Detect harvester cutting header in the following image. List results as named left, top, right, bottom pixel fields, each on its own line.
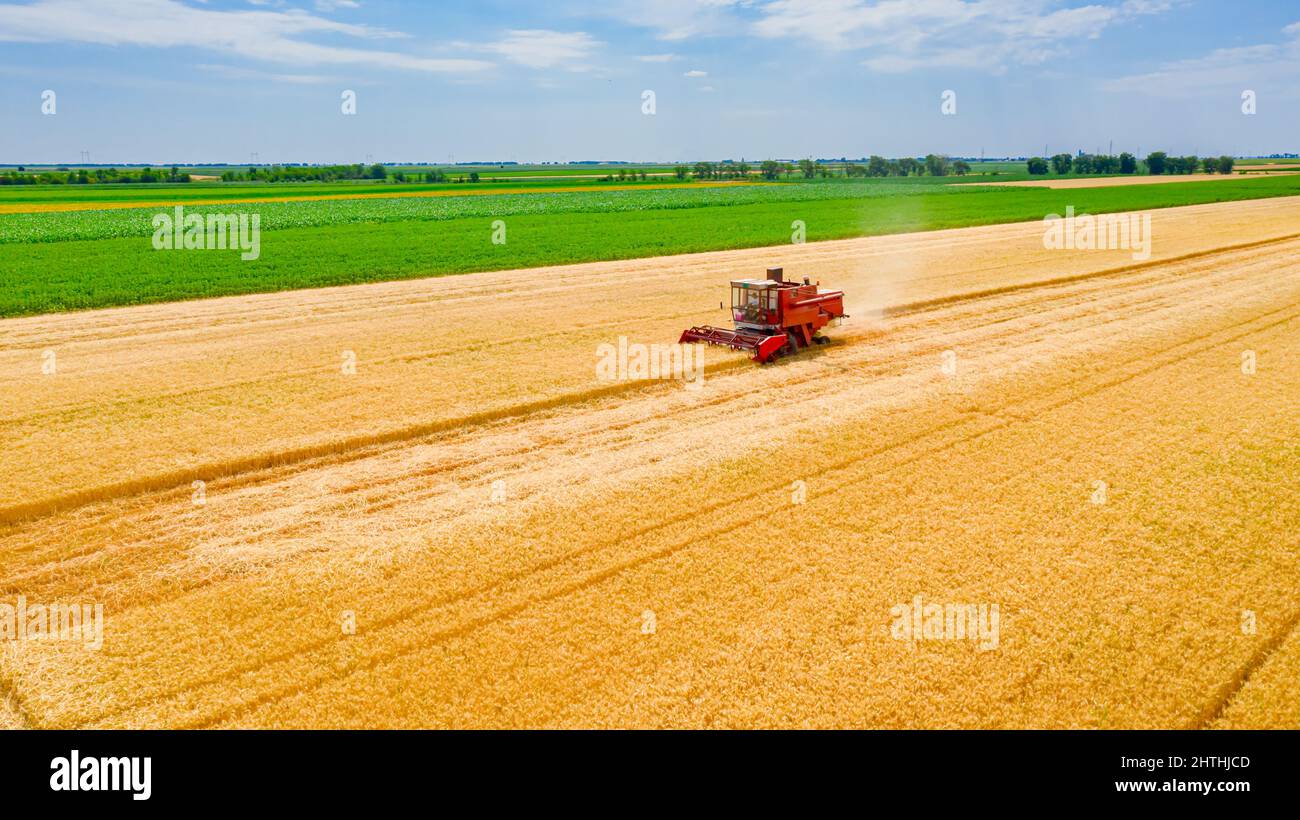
left=679, top=267, right=847, bottom=363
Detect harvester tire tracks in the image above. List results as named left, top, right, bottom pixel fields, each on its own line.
left=109, top=300, right=1300, bottom=729
left=6, top=231, right=1297, bottom=529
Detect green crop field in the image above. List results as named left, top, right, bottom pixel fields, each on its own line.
left=3, top=173, right=1299, bottom=317
left=0, top=175, right=694, bottom=206
left=384, top=164, right=680, bottom=178
left=0, top=177, right=1028, bottom=243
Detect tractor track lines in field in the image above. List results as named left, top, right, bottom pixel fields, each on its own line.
left=0, top=306, right=715, bottom=427
left=5, top=198, right=1300, bottom=728
left=5, top=229, right=1291, bottom=529
left=63, top=403, right=1002, bottom=724
left=85, top=292, right=1299, bottom=729
left=0, top=364, right=760, bottom=527
left=0, top=239, right=1261, bottom=598
left=0, top=240, right=790, bottom=349
left=0, top=669, right=35, bottom=730
left=0, top=235, right=1287, bottom=630
left=1197, top=603, right=1300, bottom=729
left=190, top=305, right=1299, bottom=729
left=878, top=229, right=1300, bottom=319
left=5, top=212, right=1290, bottom=372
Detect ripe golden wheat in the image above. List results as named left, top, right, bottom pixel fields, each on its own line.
left=0, top=197, right=1297, bottom=728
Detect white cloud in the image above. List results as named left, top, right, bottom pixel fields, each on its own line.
left=750, top=0, right=1175, bottom=73
left=635, top=53, right=682, bottom=62
left=595, top=0, right=751, bottom=41
left=0, top=0, right=492, bottom=73
left=1104, top=22, right=1300, bottom=97
left=684, top=69, right=708, bottom=77
left=482, top=29, right=602, bottom=70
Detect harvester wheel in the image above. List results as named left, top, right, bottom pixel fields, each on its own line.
left=813, top=335, right=830, bottom=346
left=783, top=330, right=799, bottom=356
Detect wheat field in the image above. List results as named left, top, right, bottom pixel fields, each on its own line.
left=1, top=196, right=1297, bottom=728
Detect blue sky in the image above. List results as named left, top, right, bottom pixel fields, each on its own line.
left=1, top=0, right=1297, bottom=164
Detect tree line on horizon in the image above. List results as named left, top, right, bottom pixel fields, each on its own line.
left=0, top=166, right=193, bottom=185
left=666, top=155, right=974, bottom=182
left=0, top=152, right=1245, bottom=187
left=1026, top=152, right=1235, bottom=176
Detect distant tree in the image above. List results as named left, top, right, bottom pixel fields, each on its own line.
left=1145, top=151, right=1167, bottom=175
left=886, top=159, right=903, bottom=176
left=952, top=160, right=971, bottom=175
left=1118, top=153, right=1137, bottom=174
left=368, top=163, right=386, bottom=179
left=797, top=158, right=816, bottom=179
left=1093, top=154, right=1117, bottom=174
left=1051, top=153, right=1073, bottom=175
left=469, top=171, right=480, bottom=182
left=923, top=154, right=950, bottom=176
left=898, top=157, right=920, bottom=176
left=735, top=160, right=751, bottom=177
left=867, top=155, right=888, bottom=177
left=1217, top=155, right=1235, bottom=174
left=1201, top=157, right=1218, bottom=174
left=1073, top=154, right=1095, bottom=175
left=1182, top=156, right=1199, bottom=175
left=759, top=160, right=780, bottom=180
left=674, top=164, right=689, bottom=180
left=1027, top=157, right=1049, bottom=175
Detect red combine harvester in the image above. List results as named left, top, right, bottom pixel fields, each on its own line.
left=679, top=267, right=847, bottom=363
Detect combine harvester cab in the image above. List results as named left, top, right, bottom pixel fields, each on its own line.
left=679, top=267, right=847, bottom=363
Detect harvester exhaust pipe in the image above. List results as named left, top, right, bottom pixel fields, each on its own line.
left=767, top=267, right=783, bottom=283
